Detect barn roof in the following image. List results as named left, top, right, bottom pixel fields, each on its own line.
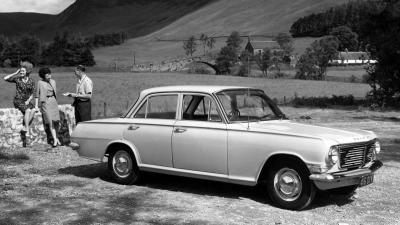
left=245, top=40, right=280, bottom=50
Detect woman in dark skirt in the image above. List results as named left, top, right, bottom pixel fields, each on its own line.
left=3, top=61, right=36, bottom=134
left=35, top=68, right=61, bottom=147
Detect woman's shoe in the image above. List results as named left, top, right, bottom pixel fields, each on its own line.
left=52, top=139, right=61, bottom=147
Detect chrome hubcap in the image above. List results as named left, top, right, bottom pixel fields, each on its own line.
left=274, top=168, right=302, bottom=201
left=112, top=150, right=132, bottom=178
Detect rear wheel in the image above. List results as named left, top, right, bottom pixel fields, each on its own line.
left=266, top=159, right=315, bottom=210
left=108, top=148, right=141, bottom=185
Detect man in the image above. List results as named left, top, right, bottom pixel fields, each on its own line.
left=65, top=65, right=93, bottom=124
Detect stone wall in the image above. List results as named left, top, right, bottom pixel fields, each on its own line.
left=0, top=105, right=75, bottom=148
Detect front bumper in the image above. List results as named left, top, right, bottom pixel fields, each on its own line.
left=309, top=160, right=383, bottom=190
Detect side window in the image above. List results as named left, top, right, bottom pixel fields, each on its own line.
left=134, top=101, right=147, bottom=118
left=209, top=99, right=221, bottom=122
left=182, top=95, right=221, bottom=122
left=134, top=95, right=177, bottom=119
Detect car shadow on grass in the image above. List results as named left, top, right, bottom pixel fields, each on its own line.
left=58, top=162, right=114, bottom=181
left=58, top=162, right=271, bottom=204
left=58, top=163, right=357, bottom=210
left=311, top=191, right=355, bottom=209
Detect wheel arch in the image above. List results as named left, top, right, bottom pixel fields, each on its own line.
left=256, top=153, right=310, bottom=185
left=105, top=140, right=141, bottom=166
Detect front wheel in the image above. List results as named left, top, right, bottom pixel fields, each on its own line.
left=108, top=149, right=141, bottom=185
left=266, top=160, right=315, bottom=210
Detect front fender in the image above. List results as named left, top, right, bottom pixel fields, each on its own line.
left=255, top=151, right=312, bottom=182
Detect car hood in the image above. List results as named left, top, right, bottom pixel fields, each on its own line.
left=247, top=120, right=376, bottom=144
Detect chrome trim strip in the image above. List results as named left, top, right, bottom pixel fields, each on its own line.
left=139, top=164, right=257, bottom=186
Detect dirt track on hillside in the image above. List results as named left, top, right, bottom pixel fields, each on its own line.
left=1, top=108, right=400, bottom=225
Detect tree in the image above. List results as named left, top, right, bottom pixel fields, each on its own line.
left=296, top=36, right=339, bottom=80
left=200, top=34, right=208, bottom=56
left=2, top=42, right=21, bottom=67
left=0, top=35, right=9, bottom=65
left=330, top=26, right=359, bottom=51
left=270, top=50, right=285, bottom=74
left=255, top=48, right=272, bottom=77
left=295, top=49, right=320, bottom=80
left=226, top=31, right=243, bottom=54
left=238, top=50, right=253, bottom=76
left=206, top=37, right=216, bottom=52
left=17, top=35, right=42, bottom=65
left=0, top=35, right=8, bottom=54
left=183, top=36, right=197, bottom=57
left=215, top=46, right=237, bottom=74
left=274, top=32, right=294, bottom=56
left=359, top=0, right=400, bottom=106
left=289, top=0, right=382, bottom=37
left=41, top=31, right=95, bottom=66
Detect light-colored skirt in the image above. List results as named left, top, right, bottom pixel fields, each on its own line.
left=41, top=96, right=60, bottom=125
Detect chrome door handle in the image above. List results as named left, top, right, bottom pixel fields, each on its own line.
left=174, top=127, right=187, bottom=133
left=128, top=125, right=140, bottom=130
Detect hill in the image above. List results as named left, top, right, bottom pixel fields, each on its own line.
left=93, top=0, right=350, bottom=66
left=149, top=0, right=350, bottom=39
left=0, top=0, right=351, bottom=66
left=0, top=0, right=215, bottom=39
left=0, top=13, right=54, bottom=37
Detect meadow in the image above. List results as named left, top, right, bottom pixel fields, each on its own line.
left=0, top=72, right=371, bottom=118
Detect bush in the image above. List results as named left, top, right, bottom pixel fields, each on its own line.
left=361, top=73, right=370, bottom=83
left=187, top=63, right=213, bottom=74
left=291, top=95, right=357, bottom=108
left=236, top=64, right=248, bottom=77
left=349, top=75, right=357, bottom=83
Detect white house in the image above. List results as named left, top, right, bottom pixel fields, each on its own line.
left=329, top=51, right=377, bottom=65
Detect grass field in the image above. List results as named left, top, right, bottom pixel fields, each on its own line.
left=0, top=72, right=371, bottom=118
left=93, top=35, right=317, bottom=67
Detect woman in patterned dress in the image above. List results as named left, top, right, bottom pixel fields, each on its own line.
left=35, top=67, right=61, bottom=147
left=3, top=62, right=36, bottom=134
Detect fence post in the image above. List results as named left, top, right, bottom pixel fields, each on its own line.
left=104, top=102, right=107, bottom=118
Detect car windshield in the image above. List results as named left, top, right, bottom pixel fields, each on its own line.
left=216, top=89, right=287, bottom=122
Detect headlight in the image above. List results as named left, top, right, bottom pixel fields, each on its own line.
left=374, top=141, right=381, bottom=154
left=327, top=146, right=339, bottom=166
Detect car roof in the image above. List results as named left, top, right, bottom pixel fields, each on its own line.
left=140, top=85, right=256, bottom=96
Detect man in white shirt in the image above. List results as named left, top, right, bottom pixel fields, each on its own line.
left=66, top=65, right=93, bottom=124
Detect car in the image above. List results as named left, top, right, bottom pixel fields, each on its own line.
left=71, top=85, right=382, bottom=210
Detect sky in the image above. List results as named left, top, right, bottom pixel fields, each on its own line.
left=0, top=0, right=75, bottom=14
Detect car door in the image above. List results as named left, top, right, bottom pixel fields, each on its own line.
left=172, top=94, right=228, bottom=175
left=123, top=94, right=178, bottom=167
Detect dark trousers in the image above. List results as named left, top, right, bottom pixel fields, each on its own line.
left=74, top=99, right=91, bottom=124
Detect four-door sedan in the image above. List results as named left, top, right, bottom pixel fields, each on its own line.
left=71, top=85, right=382, bottom=210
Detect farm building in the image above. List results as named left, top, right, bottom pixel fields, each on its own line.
left=329, top=51, right=377, bottom=65
left=244, top=38, right=280, bottom=55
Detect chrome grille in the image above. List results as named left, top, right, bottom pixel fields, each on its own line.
left=339, top=141, right=374, bottom=169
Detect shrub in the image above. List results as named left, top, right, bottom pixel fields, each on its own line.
left=291, top=94, right=357, bottom=108
left=187, top=63, right=212, bottom=74
left=236, top=64, right=248, bottom=77
left=361, top=73, right=370, bottom=83
left=349, top=75, right=357, bottom=83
